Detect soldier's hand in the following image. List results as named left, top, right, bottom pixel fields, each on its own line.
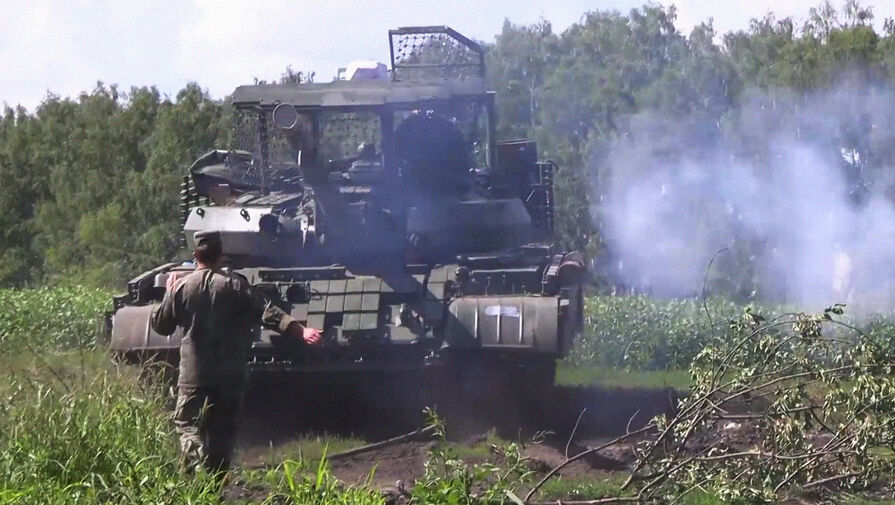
left=302, top=326, right=322, bottom=345
left=165, top=272, right=178, bottom=293
left=285, top=322, right=322, bottom=345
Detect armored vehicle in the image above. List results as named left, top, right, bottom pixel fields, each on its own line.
left=108, top=27, right=585, bottom=396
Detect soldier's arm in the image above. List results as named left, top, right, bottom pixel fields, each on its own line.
left=241, top=279, right=298, bottom=334
left=243, top=281, right=321, bottom=344
left=150, top=284, right=180, bottom=336
left=257, top=293, right=299, bottom=334
left=234, top=273, right=321, bottom=344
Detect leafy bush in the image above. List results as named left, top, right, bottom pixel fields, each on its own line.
left=0, top=286, right=111, bottom=352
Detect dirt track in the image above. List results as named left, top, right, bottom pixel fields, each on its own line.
left=233, top=374, right=680, bottom=490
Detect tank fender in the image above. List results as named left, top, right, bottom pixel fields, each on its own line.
left=109, top=304, right=182, bottom=353
left=444, top=296, right=560, bottom=353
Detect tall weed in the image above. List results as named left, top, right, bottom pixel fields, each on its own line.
left=571, top=296, right=763, bottom=370
left=0, top=352, right=221, bottom=504
left=573, top=294, right=895, bottom=370
left=263, top=455, right=385, bottom=505
left=0, top=287, right=111, bottom=352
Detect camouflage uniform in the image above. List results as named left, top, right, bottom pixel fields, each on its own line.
left=150, top=235, right=297, bottom=472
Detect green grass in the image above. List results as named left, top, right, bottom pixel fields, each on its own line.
left=572, top=295, right=784, bottom=370
left=262, top=457, right=385, bottom=505
left=447, top=429, right=512, bottom=461
left=556, top=362, right=692, bottom=390
left=0, top=350, right=224, bottom=504
left=239, top=434, right=366, bottom=469
left=680, top=491, right=729, bottom=505
left=537, top=474, right=627, bottom=500
left=534, top=475, right=730, bottom=504
left=0, top=287, right=388, bottom=504
left=534, top=475, right=727, bottom=504
left=0, top=286, right=112, bottom=352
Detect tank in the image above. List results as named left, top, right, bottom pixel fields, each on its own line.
left=106, top=26, right=586, bottom=397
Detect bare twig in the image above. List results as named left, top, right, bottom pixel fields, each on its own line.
left=525, top=426, right=652, bottom=502
left=565, top=408, right=587, bottom=459
left=625, top=409, right=642, bottom=435
left=803, top=472, right=861, bottom=489
left=701, top=247, right=729, bottom=343
left=526, top=498, right=642, bottom=505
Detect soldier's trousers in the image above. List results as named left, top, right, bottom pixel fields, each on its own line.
left=173, top=384, right=244, bottom=473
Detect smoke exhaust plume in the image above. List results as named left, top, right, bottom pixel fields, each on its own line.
left=598, top=80, right=895, bottom=311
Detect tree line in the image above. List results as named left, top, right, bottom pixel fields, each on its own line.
left=1, top=1, right=893, bottom=288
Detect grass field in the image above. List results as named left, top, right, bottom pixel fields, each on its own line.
left=556, top=362, right=691, bottom=389
left=4, top=287, right=895, bottom=503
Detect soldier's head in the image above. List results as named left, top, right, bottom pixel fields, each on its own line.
left=193, top=231, right=223, bottom=268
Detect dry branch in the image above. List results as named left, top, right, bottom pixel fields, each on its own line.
left=327, top=425, right=436, bottom=459
left=524, top=426, right=653, bottom=502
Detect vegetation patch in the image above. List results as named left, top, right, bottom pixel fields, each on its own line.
left=0, top=351, right=223, bottom=504
left=570, top=295, right=782, bottom=370
left=262, top=457, right=385, bottom=505
left=240, top=435, right=366, bottom=469
left=0, top=286, right=111, bottom=352
left=556, top=362, right=692, bottom=390
left=536, top=473, right=627, bottom=500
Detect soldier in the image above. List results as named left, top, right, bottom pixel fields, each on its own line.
left=150, top=231, right=321, bottom=474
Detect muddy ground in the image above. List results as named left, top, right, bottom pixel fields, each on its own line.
left=231, top=372, right=680, bottom=494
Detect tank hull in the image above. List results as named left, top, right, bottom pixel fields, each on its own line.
left=108, top=260, right=584, bottom=379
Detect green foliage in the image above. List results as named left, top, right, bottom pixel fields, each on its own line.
left=627, top=306, right=895, bottom=503
left=410, top=409, right=535, bottom=504
left=262, top=456, right=385, bottom=505
left=573, top=295, right=895, bottom=374
left=0, top=352, right=222, bottom=504
left=571, top=295, right=779, bottom=370
left=0, top=286, right=111, bottom=352
left=0, top=84, right=225, bottom=288
left=245, top=435, right=365, bottom=470
left=555, top=363, right=692, bottom=389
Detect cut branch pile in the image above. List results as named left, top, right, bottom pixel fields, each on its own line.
left=529, top=305, right=895, bottom=503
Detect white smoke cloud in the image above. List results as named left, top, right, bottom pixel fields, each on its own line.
left=598, top=82, right=895, bottom=311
